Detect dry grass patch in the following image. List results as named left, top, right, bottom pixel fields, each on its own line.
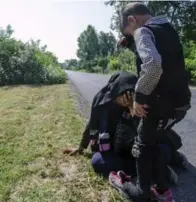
left=0, top=85, right=126, bottom=202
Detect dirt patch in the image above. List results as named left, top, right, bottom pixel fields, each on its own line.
left=59, top=162, right=78, bottom=181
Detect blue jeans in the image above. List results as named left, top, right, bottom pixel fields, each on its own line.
left=91, top=144, right=171, bottom=179
left=91, top=152, right=136, bottom=177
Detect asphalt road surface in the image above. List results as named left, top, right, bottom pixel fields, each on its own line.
left=66, top=70, right=196, bottom=201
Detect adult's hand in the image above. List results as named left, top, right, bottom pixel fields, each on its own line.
left=122, top=91, right=134, bottom=116
left=63, top=147, right=84, bottom=156
left=123, top=91, right=133, bottom=107
left=133, top=101, right=148, bottom=118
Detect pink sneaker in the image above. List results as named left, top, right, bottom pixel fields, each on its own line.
left=117, top=171, right=131, bottom=182
left=109, top=171, right=131, bottom=199
left=151, top=186, right=175, bottom=202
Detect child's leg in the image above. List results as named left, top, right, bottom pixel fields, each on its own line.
left=132, top=113, right=161, bottom=200
left=153, top=144, right=171, bottom=190
left=132, top=106, right=173, bottom=200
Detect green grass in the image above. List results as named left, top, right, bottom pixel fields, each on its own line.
left=0, top=84, right=127, bottom=202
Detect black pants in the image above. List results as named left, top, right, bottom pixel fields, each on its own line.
left=132, top=97, right=187, bottom=201
left=134, top=115, right=170, bottom=201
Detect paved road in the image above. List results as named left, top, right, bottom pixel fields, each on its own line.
left=66, top=70, right=196, bottom=201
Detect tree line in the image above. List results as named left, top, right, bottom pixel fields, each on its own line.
left=64, top=25, right=117, bottom=73
left=65, top=1, right=196, bottom=84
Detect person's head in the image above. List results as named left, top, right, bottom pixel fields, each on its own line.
left=120, top=2, right=152, bottom=36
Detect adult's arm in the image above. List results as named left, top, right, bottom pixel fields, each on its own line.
left=133, top=27, right=163, bottom=104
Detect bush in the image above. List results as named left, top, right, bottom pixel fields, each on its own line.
left=183, top=41, right=196, bottom=84
left=0, top=25, right=67, bottom=86
left=77, top=59, right=99, bottom=73
left=185, top=58, right=196, bottom=84
left=91, top=66, right=103, bottom=73
left=45, top=65, right=67, bottom=85
left=117, top=49, right=136, bottom=72
left=107, top=49, right=136, bottom=72
left=98, top=57, right=108, bottom=68
left=108, top=57, right=121, bottom=71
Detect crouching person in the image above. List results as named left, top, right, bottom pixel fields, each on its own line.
left=63, top=71, right=187, bottom=183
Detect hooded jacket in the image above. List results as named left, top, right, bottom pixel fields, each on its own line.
left=80, top=71, right=137, bottom=151
left=89, top=71, right=138, bottom=153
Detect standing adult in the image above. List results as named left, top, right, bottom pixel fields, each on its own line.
left=119, top=2, right=191, bottom=202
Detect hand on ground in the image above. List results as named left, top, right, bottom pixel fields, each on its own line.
left=63, top=147, right=84, bottom=156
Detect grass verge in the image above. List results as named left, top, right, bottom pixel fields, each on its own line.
left=0, top=84, right=126, bottom=202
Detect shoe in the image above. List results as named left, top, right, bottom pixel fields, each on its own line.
left=109, top=171, right=131, bottom=199
left=117, top=170, right=131, bottom=182
left=151, top=186, right=175, bottom=202
left=167, top=166, right=178, bottom=185
left=109, top=171, right=142, bottom=200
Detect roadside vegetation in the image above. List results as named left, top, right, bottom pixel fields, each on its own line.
left=63, top=1, right=196, bottom=85
left=0, top=25, right=67, bottom=86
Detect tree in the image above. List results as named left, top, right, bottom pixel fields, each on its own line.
left=77, top=25, right=99, bottom=61
left=105, top=1, right=196, bottom=41
left=98, top=31, right=116, bottom=57
left=64, top=59, right=78, bottom=69
left=76, top=25, right=118, bottom=72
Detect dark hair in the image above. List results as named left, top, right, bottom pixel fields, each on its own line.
left=120, top=2, right=151, bottom=31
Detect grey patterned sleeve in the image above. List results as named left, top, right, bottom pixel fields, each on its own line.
left=133, top=27, right=163, bottom=104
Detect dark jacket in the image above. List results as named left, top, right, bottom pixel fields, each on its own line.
left=80, top=71, right=138, bottom=153
left=79, top=71, right=182, bottom=156
left=135, top=23, right=191, bottom=109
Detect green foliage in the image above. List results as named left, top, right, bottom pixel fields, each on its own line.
left=98, top=31, right=116, bottom=57
left=109, top=41, right=196, bottom=84
left=104, top=1, right=196, bottom=84
left=117, top=49, right=136, bottom=72
left=77, top=25, right=100, bottom=62
left=45, top=65, right=67, bottom=85
left=183, top=41, right=196, bottom=59
left=183, top=41, right=196, bottom=84
left=0, top=25, right=67, bottom=86
left=63, top=59, right=78, bottom=70
left=185, top=59, right=196, bottom=84
left=98, top=57, right=108, bottom=68
left=76, top=25, right=116, bottom=72
left=105, top=1, right=196, bottom=41
left=91, top=66, right=103, bottom=73
left=108, top=57, right=121, bottom=71
left=108, top=49, right=136, bottom=72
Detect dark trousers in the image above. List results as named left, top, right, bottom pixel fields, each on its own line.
left=91, top=152, right=136, bottom=177
left=91, top=145, right=171, bottom=181
left=136, top=115, right=169, bottom=200
left=133, top=97, right=186, bottom=201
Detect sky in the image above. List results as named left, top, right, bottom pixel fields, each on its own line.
left=0, top=0, right=117, bottom=62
